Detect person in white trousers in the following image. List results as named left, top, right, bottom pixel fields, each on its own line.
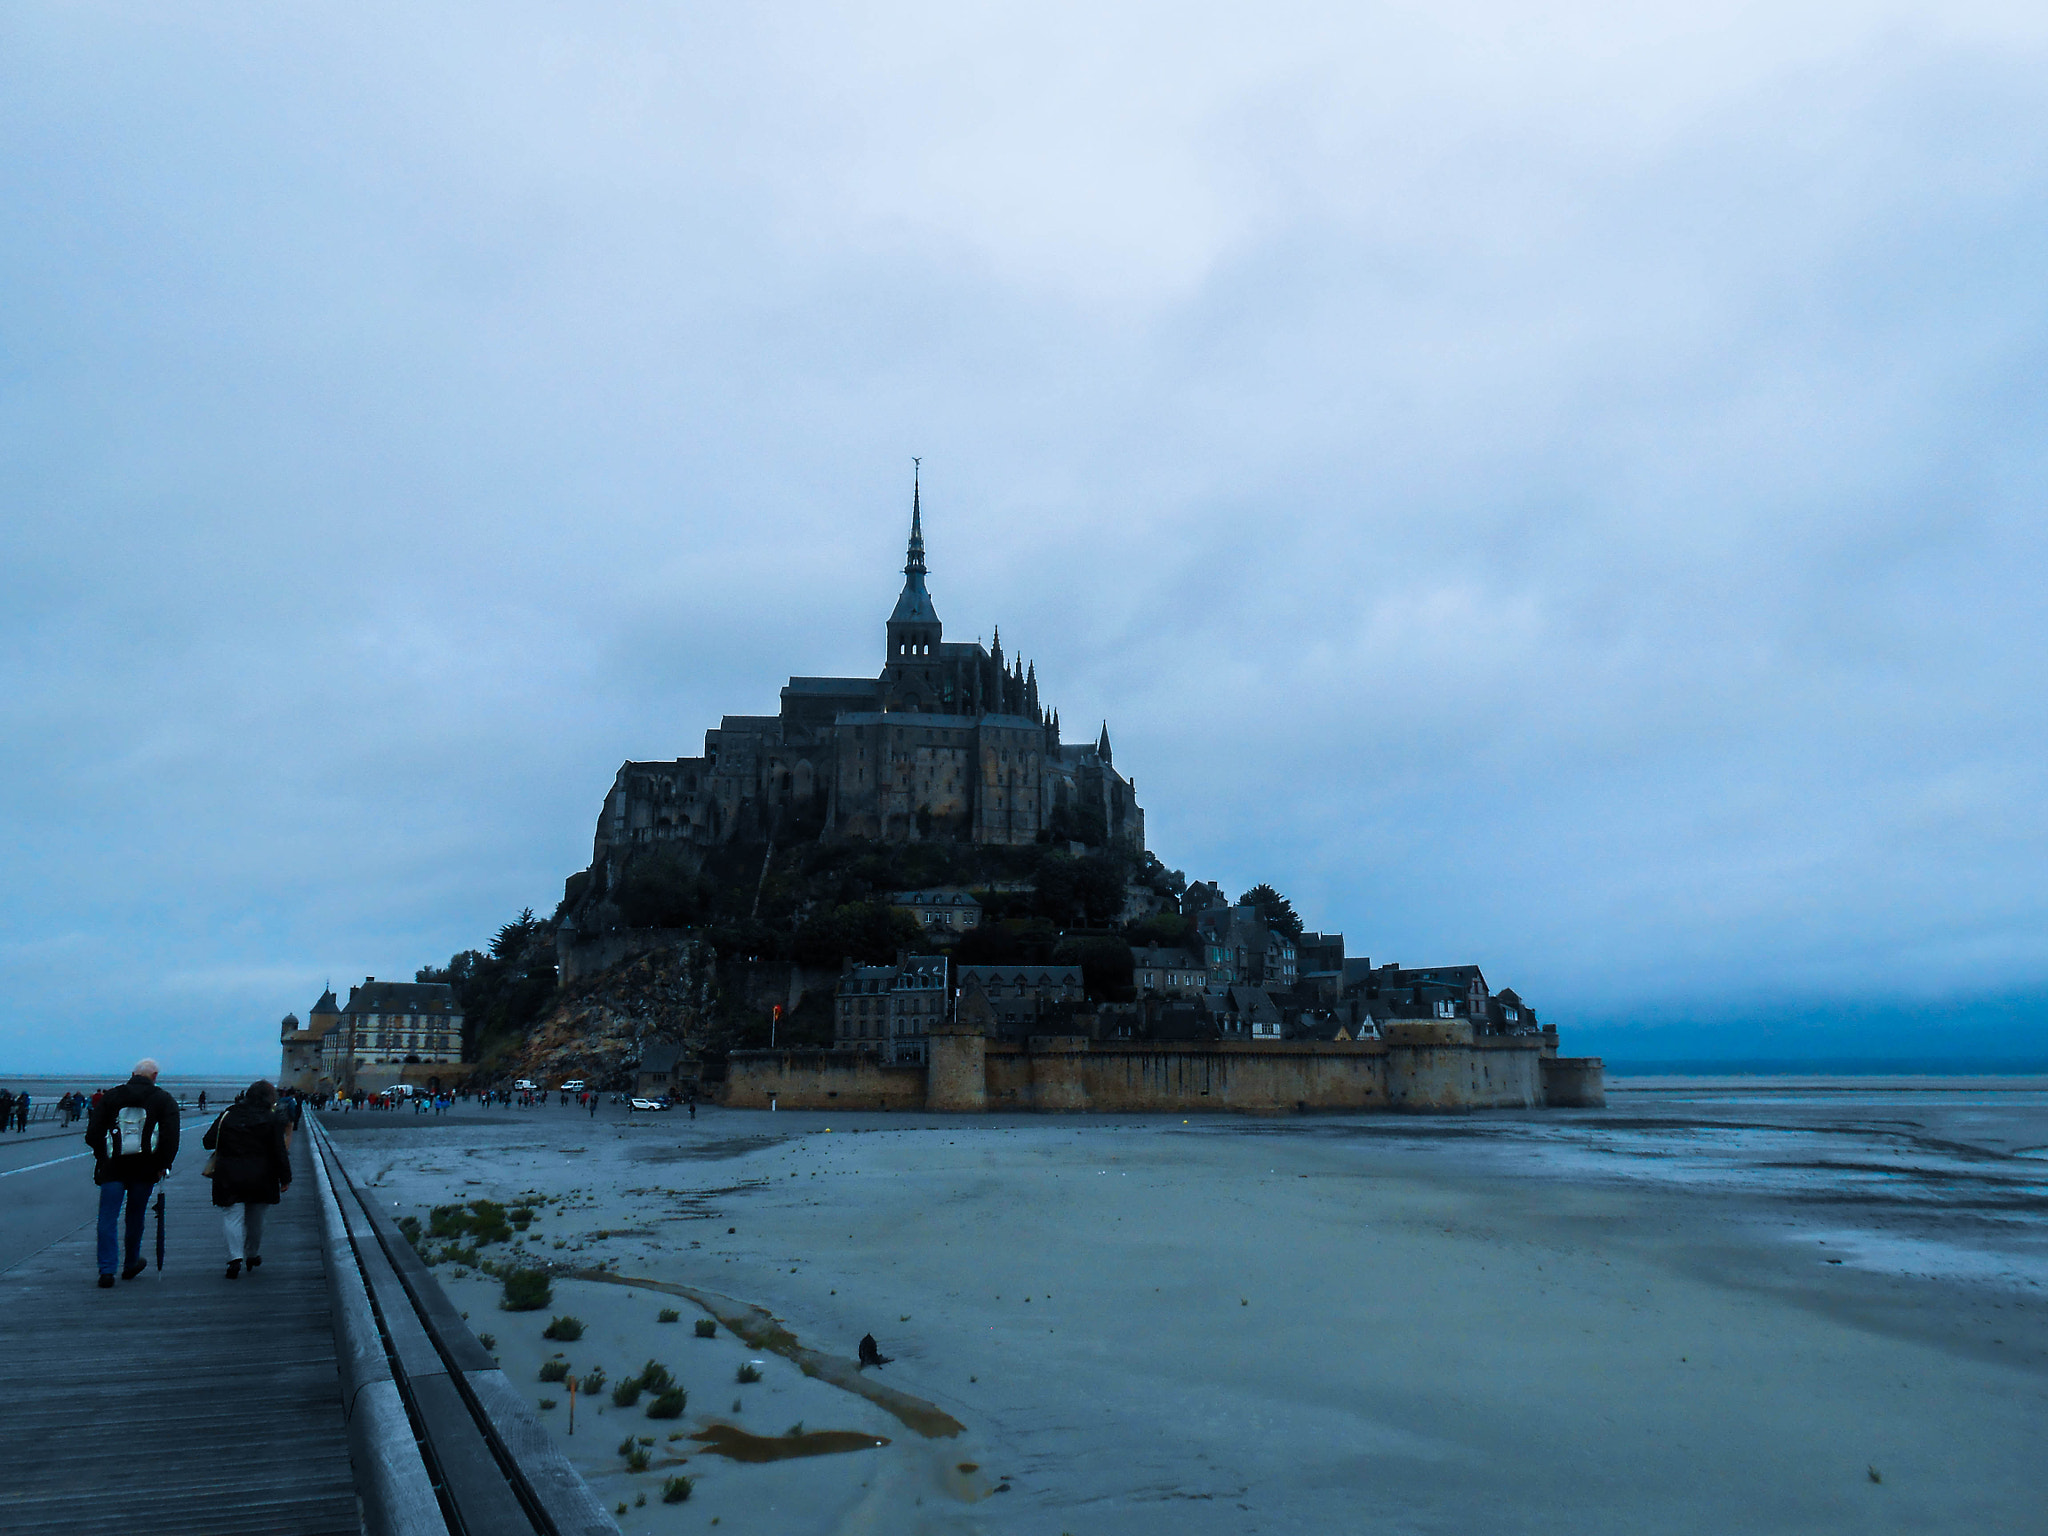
left=203, top=1079, right=292, bottom=1278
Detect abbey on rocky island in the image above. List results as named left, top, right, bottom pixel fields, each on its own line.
left=587, top=479, right=1142, bottom=890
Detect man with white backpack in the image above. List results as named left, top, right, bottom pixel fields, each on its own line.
left=85, top=1058, right=181, bottom=1288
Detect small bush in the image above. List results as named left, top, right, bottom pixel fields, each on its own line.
left=617, top=1434, right=637, bottom=1457
left=657, top=1308, right=681, bottom=1323
left=646, top=1388, right=687, bottom=1419
left=511, top=1205, right=535, bottom=1229
left=538, top=1360, right=570, bottom=1383
left=466, top=1199, right=514, bottom=1244
left=625, top=1446, right=650, bottom=1473
left=396, top=1215, right=422, bottom=1249
left=636, top=1360, right=674, bottom=1393
left=579, top=1367, right=606, bottom=1395
left=662, top=1475, right=694, bottom=1504
left=693, top=1318, right=716, bottom=1338
left=538, top=1397, right=556, bottom=1410
left=735, top=1362, right=761, bottom=1384
left=501, top=1269, right=552, bottom=1311
left=543, top=1315, right=585, bottom=1341
left=476, top=1333, right=495, bottom=1351
left=432, top=1199, right=514, bottom=1246
left=784, top=1422, right=803, bottom=1438
left=611, top=1380, right=642, bottom=1408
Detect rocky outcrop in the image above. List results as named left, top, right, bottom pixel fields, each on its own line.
left=499, top=939, right=718, bottom=1087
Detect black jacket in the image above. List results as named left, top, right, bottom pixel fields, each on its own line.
left=86, top=1076, right=181, bottom=1185
left=204, top=1103, right=292, bottom=1208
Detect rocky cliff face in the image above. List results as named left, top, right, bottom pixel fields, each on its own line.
left=498, top=939, right=718, bottom=1088
left=495, top=937, right=842, bottom=1087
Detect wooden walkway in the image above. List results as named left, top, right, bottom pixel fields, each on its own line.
left=0, top=1136, right=359, bottom=1534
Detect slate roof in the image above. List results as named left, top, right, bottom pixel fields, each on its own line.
left=782, top=676, right=881, bottom=696
left=890, top=573, right=938, bottom=625
left=342, top=980, right=461, bottom=1016
left=890, top=888, right=983, bottom=910
left=954, top=965, right=1082, bottom=991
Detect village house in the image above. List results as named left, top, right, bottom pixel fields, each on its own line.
left=634, top=1042, right=688, bottom=1098
left=888, top=887, right=983, bottom=933
left=334, top=978, right=465, bottom=1079
left=953, top=964, right=1085, bottom=1038
left=834, top=954, right=950, bottom=1064
left=1131, top=946, right=1205, bottom=996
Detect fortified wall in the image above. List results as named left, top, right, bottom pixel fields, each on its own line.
left=722, top=1020, right=1605, bottom=1114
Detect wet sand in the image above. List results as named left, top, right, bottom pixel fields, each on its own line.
left=325, top=1092, right=2048, bottom=1534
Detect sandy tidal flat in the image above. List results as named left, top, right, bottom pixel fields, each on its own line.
left=327, top=1092, right=2048, bottom=1535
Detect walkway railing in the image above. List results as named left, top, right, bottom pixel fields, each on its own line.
left=307, top=1117, right=619, bottom=1536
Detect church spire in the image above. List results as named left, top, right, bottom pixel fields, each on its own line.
left=886, top=460, right=940, bottom=652
left=905, top=459, right=926, bottom=577
left=1096, top=721, right=1112, bottom=765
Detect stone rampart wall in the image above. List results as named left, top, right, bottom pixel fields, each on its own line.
left=984, top=1041, right=1392, bottom=1113
left=723, top=1049, right=925, bottom=1111
left=1541, top=1056, right=1607, bottom=1108
left=722, top=1034, right=1594, bottom=1114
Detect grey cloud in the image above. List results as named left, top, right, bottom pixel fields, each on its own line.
left=4, top=4, right=2045, bottom=1071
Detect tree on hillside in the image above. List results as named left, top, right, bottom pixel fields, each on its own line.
left=1052, top=935, right=1136, bottom=1002
left=614, top=851, right=715, bottom=929
left=1237, top=883, right=1304, bottom=940
left=790, top=902, right=927, bottom=968
left=419, top=907, right=558, bottom=1062
left=1127, top=910, right=1193, bottom=950
left=952, top=921, right=1026, bottom=967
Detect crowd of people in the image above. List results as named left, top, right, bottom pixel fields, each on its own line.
left=1, top=1085, right=148, bottom=1133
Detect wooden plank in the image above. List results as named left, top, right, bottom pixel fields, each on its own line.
left=0, top=1137, right=360, bottom=1535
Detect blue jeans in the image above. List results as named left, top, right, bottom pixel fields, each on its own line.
left=97, top=1180, right=153, bottom=1275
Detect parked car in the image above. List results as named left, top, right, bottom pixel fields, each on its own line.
left=560, top=1079, right=586, bottom=1092
left=629, top=1096, right=668, bottom=1112
left=513, top=1079, right=537, bottom=1092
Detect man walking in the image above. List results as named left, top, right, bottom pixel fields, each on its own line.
left=86, top=1059, right=180, bottom=1288
left=15, top=1089, right=30, bottom=1132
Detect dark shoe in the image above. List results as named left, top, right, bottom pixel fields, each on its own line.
left=224, top=1259, right=242, bottom=1279
left=121, top=1259, right=147, bottom=1281
left=246, top=1255, right=262, bottom=1270
left=98, top=1274, right=115, bottom=1289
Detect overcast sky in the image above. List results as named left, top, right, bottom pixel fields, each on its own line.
left=5, top=3, right=2046, bottom=1075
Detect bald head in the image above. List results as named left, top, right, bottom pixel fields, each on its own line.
left=132, top=1058, right=160, bottom=1081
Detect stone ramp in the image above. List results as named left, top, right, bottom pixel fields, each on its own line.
left=0, top=1136, right=358, bottom=1535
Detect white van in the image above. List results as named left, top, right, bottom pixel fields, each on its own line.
left=513, top=1079, right=537, bottom=1092
left=560, top=1079, right=586, bottom=1092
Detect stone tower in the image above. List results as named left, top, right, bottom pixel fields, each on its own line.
left=879, top=471, right=947, bottom=712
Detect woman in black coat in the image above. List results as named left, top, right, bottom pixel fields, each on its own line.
left=203, top=1079, right=292, bottom=1279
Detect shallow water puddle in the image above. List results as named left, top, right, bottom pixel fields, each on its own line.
left=689, top=1423, right=890, bottom=1462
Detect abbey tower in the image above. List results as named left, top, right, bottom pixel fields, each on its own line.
left=581, top=479, right=1143, bottom=898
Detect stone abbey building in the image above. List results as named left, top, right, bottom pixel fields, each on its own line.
left=587, top=482, right=1143, bottom=883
